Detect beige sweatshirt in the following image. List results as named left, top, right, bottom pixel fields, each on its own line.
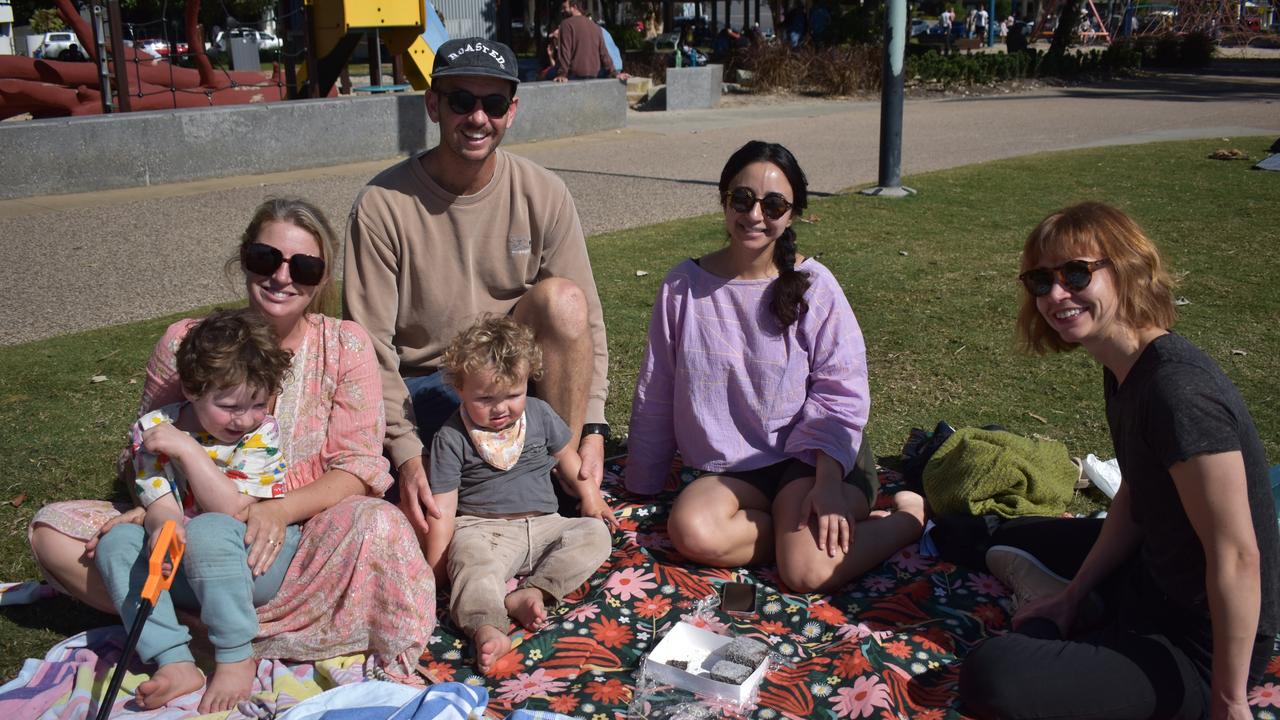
left=345, top=149, right=608, bottom=468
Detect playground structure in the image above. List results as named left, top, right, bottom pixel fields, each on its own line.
left=0, top=0, right=442, bottom=120
left=1029, top=0, right=1277, bottom=46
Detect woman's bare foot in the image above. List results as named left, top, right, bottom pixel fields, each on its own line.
left=197, top=657, right=257, bottom=714
left=135, top=661, right=204, bottom=709
left=504, top=587, right=550, bottom=632
left=472, top=625, right=512, bottom=674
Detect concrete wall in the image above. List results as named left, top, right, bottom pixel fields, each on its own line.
left=0, top=78, right=626, bottom=200
left=665, top=64, right=722, bottom=110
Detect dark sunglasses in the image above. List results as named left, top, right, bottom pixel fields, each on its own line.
left=1019, top=258, right=1111, bottom=297
left=436, top=88, right=512, bottom=118
left=243, top=242, right=326, bottom=286
left=724, top=188, right=793, bottom=220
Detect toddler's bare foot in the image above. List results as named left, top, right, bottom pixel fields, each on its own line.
left=504, top=587, right=550, bottom=632
left=135, top=661, right=204, bottom=709
left=197, top=657, right=257, bottom=714
left=473, top=625, right=512, bottom=674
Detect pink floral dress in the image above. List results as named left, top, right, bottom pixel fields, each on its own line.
left=30, top=314, right=435, bottom=676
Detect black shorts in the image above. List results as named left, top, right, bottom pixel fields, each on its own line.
left=717, top=441, right=879, bottom=506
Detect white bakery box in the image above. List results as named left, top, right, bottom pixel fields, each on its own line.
left=642, top=621, right=770, bottom=704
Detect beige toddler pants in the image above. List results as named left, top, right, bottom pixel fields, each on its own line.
left=447, top=513, right=612, bottom=635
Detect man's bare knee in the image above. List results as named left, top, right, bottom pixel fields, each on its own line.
left=518, top=278, right=588, bottom=338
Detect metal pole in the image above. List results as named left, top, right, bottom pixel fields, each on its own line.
left=107, top=0, right=131, bottom=111
left=369, top=29, right=382, bottom=87
left=989, top=0, right=997, bottom=45
left=91, top=0, right=113, bottom=113
left=860, top=0, right=915, bottom=197
left=304, top=3, right=320, bottom=99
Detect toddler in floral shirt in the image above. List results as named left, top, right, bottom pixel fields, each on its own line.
left=95, top=309, right=299, bottom=714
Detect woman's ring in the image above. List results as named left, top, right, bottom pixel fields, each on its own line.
left=268, top=539, right=278, bottom=546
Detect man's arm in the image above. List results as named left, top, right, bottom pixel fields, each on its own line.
left=344, top=200, right=425, bottom=471
left=423, top=489, right=458, bottom=584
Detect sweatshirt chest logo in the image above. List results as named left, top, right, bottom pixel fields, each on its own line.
left=508, top=235, right=531, bottom=256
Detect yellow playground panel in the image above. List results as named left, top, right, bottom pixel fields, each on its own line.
left=304, top=0, right=438, bottom=92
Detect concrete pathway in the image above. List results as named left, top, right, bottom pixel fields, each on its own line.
left=1, top=68, right=1276, bottom=346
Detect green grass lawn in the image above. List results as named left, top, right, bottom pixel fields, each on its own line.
left=1, top=136, right=1276, bottom=680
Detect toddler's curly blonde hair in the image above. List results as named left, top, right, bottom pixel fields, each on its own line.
left=441, top=315, right=544, bottom=390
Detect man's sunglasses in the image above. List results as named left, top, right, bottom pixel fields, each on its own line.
left=243, top=242, right=326, bottom=286
left=436, top=88, right=512, bottom=118
left=1019, top=258, right=1111, bottom=297
left=724, top=188, right=793, bottom=220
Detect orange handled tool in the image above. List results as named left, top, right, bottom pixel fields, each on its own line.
left=95, top=520, right=185, bottom=720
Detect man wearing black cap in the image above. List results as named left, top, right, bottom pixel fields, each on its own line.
left=344, top=37, right=611, bottom=549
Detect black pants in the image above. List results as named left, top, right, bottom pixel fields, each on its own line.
left=959, top=517, right=1213, bottom=720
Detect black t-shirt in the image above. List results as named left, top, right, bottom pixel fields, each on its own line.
left=1105, top=332, right=1279, bottom=636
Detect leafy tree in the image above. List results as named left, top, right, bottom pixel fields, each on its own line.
left=29, top=7, right=65, bottom=31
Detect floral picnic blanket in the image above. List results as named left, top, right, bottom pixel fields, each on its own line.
left=417, top=459, right=1280, bottom=719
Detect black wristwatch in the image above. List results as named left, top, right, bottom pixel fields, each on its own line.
left=582, top=423, right=611, bottom=441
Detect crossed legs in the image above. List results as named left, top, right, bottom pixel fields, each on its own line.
left=667, top=473, right=924, bottom=593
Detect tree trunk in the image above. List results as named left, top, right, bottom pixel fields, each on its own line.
left=1049, top=0, right=1082, bottom=56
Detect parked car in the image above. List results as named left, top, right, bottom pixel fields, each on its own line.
left=35, top=31, right=86, bottom=61
left=207, top=28, right=282, bottom=54
left=257, top=31, right=281, bottom=51
left=910, top=18, right=932, bottom=36
left=135, top=37, right=170, bottom=58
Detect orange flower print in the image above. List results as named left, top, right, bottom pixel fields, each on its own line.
left=634, top=595, right=672, bottom=619
left=588, top=617, right=635, bottom=648
left=548, top=695, right=580, bottom=714
left=808, top=602, right=848, bottom=626
left=833, top=650, right=872, bottom=678
left=972, top=602, right=1006, bottom=630
left=586, top=677, right=631, bottom=703
left=423, top=660, right=455, bottom=682
left=485, top=649, right=525, bottom=679
left=883, top=640, right=913, bottom=659
left=758, top=620, right=788, bottom=636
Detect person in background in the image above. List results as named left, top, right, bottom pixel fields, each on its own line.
left=553, top=0, right=617, bottom=81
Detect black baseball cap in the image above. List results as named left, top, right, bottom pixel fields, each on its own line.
left=431, top=38, right=520, bottom=85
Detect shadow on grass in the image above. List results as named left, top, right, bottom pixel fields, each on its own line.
left=2, top=594, right=114, bottom=637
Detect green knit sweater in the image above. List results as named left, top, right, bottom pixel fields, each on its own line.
left=922, top=428, right=1077, bottom=518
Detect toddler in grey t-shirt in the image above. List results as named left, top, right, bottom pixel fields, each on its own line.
left=424, top=316, right=616, bottom=673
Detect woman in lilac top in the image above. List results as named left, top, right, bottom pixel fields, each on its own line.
left=627, top=141, right=926, bottom=592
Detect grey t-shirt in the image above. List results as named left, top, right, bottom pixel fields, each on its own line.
left=1105, top=332, right=1279, bottom=641
left=429, top=397, right=572, bottom=516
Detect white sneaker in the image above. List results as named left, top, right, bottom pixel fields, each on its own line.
left=986, top=545, right=1107, bottom=630
left=985, top=545, right=1068, bottom=610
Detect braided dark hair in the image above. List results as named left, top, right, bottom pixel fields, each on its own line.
left=718, top=140, right=810, bottom=328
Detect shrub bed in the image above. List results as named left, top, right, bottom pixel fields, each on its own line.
left=714, top=29, right=1216, bottom=96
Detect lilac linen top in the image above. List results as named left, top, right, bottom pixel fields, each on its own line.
left=626, top=257, right=869, bottom=494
